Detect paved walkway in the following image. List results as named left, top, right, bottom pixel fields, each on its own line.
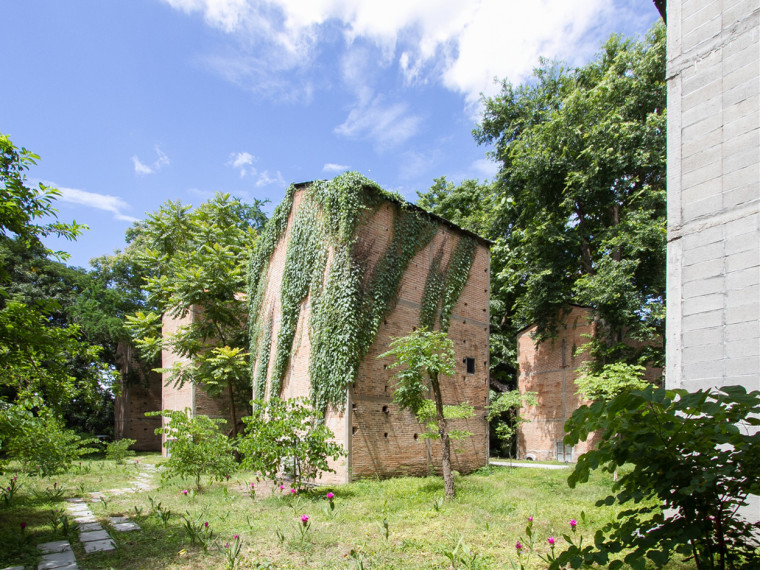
left=490, top=460, right=570, bottom=470
left=5, top=461, right=153, bottom=570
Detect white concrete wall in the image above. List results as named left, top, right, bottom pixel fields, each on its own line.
left=666, top=0, right=759, bottom=518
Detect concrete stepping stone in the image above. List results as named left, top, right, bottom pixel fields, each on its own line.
left=72, top=516, right=97, bottom=524
left=82, top=539, right=115, bottom=554
left=37, top=549, right=76, bottom=569
left=77, top=522, right=103, bottom=532
left=109, top=515, right=141, bottom=532
left=38, top=541, right=71, bottom=554
left=79, top=530, right=111, bottom=543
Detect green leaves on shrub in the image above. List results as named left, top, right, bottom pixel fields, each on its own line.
left=105, top=438, right=136, bottom=464
left=557, top=384, right=760, bottom=569
left=149, top=409, right=236, bottom=490
left=238, top=398, right=344, bottom=490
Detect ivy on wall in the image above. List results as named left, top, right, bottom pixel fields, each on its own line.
left=247, top=172, right=477, bottom=412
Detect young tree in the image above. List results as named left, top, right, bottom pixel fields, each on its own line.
left=380, top=329, right=463, bottom=499
left=126, top=194, right=266, bottom=437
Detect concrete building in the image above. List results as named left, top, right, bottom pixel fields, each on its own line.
left=248, top=177, right=490, bottom=484
left=666, top=0, right=759, bottom=517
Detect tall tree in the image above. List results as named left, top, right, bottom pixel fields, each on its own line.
left=433, top=23, right=666, bottom=374
left=126, top=194, right=266, bottom=437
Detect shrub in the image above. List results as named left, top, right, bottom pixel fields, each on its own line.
left=105, top=438, right=136, bottom=463
left=557, top=384, right=760, bottom=569
left=0, top=406, right=96, bottom=476
left=148, top=409, right=236, bottom=490
left=238, top=398, right=344, bottom=489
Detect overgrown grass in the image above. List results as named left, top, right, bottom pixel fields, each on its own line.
left=0, top=456, right=690, bottom=569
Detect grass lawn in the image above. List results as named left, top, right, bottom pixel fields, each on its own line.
left=0, top=455, right=690, bottom=569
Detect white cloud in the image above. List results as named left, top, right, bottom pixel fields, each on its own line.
left=226, top=151, right=257, bottom=177
left=255, top=170, right=286, bottom=187
left=471, top=157, right=499, bottom=179
left=323, top=163, right=349, bottom=173
left=54, top=184, right=139, bottom=223
left=335, top=95, right=421, bottom=149
left=132, top=145, right=170, bottom=175
left=162, top=0, right=654, bottom=104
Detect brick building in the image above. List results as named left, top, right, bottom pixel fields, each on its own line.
left=248, top=176, right=490, bottom=484
left=516, top=306, right=662, bottom=462
left=113, top=342, right=162, bottom=451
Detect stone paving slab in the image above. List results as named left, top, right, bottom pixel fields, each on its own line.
left=38, top=549, right=76, bottom=569
left=108, top=516, right=130, bottom=524
left=77, top=522, right=103, bottom=532
left=72, top=516, right=97, bottom=524
left=82, top=539, right=115, bottom=554
left=79, top=530, right=111, bottom=543
left=38, top=541, right=72, bottom=554
left=65, top=498, right=85, bottom=504
left=111, top=522, right=140, bottom=532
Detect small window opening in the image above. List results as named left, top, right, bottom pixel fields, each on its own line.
left=384, top=432, right=388, bottom=438
left=352, top=426, right=358, bottom=435
left=382, top=405, right=389, bottom=414
left=465, top=357, right=475, bottom=374
left=413, top=433, right=418, bottom=440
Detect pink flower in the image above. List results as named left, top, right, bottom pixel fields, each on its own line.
left=224, top=542, right=230, bottom=548
left=233, top=534, right=239, bottom=540
left=301, top=515, right=309, bottom=524
left=515, top=541, right=523, bottom=551
left=204, top=521, right=209, bottom=528
left=290, top=488, right=296, bottom=494
left=528, top=516, right=533, bottom=522
left=279, top=485, right=285, bottom=490
left=569, top=519, right=577, bottom=528
left=181, top=489, right=188, bottom=495
left=327, top=492, right=334, bottom=500
left=136, top=459, right=140, bottom=464
left=250, top=483, right=255, bottom=488
left=548, top=537, right=555, bottom=546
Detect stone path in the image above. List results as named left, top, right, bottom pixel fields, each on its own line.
left=6, top=462, right=154, bottom=569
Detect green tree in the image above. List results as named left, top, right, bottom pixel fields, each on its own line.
left=239, top=397, right=345, bottom=490
left=126, top=194, right=266, bottom=437
left=380, top=329, right=464, bottom=499
left=574, top=362, right=650, bottom=401
left=475, top=24, right=666, bottom=371
left=559, top=385, right=760, bottom=569
left=487, top=390, right=538, bottom=458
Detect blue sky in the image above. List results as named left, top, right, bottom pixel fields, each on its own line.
left=3, top=0, right=660, bottom=268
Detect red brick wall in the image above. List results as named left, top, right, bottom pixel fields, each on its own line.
left=256, top=187, right=490, bottom=482
left=113, top=342, right=162, bottom=451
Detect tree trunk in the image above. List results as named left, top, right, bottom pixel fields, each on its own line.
left=226, top=379, right=238, bottom=438
left=430, top=373, right=455, bottom=500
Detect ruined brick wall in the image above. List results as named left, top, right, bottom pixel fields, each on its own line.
left=516, top=306, right=599, bottom=462
left=161, top=308, right=234, bottom=454
left=113, top=342, right=162, bottom=451
left=255, top=186, right=489, bottom=482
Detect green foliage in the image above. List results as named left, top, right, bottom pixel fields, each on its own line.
left=149, top=409, right=236, bottom=490
left=414, top=400, right=474, bottom=441
left=248, top=172, right=438, bottom=412
left=574, top=362, right=650, bottom=401
left=127, top=193, right=265, bottom=436
left=560, top=385, right=760, bottom=569
left=0, top=406, right=97, bottom=476
left=380, top=329, right=458, bottom=498
left=105, top=438, right=137, bottom=464
left=238, top=397, right=345, bottom=489
left=487, top=390, right=538, bottom=458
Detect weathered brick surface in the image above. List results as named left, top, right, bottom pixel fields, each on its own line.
left=113, top=343, right=162, bottom=451
left=255, top=186, right=490, bottom=482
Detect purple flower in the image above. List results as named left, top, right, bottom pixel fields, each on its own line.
left=290, top=488, right=297, bottom=494
left=548, top=537, right=555, bottom=546
left=301, top=515, right=309, bottom=524
left=233, top=534, right=239, bottom=540
left=528, top=516, right=533, bottom=522
left=20, top=522, right=26, bottom=530
left=569, top=519, right=577, bottom=528
left=224, top=542, right=230, bottom=548
left=515, top=541, right=523, bottom=551
left=181, top=489, right=188, bottom=495
left=204, top=521, right=209, bottom=529
left=327, top=492, right=334, bottom=500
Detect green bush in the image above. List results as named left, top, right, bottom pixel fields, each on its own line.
left=105, top=438, right=136, bottom=463
left=148, top=409, right=236, bottom=490
left=557, top=384, right=760, bottom=569
left=0, top=406, right=96, bottom=476
left=238, top=398, right=344, bottom=489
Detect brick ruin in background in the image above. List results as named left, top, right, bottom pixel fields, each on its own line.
left=516, top=305, right=662, bottom=462
left=113, top=342, right=162, bottom=451
left=247, top=178, right=491, bottom=484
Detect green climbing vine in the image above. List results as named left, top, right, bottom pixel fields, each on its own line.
left=247, top=171, right=470, bottom=413
left=418, top=235, right=477, bottom=332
